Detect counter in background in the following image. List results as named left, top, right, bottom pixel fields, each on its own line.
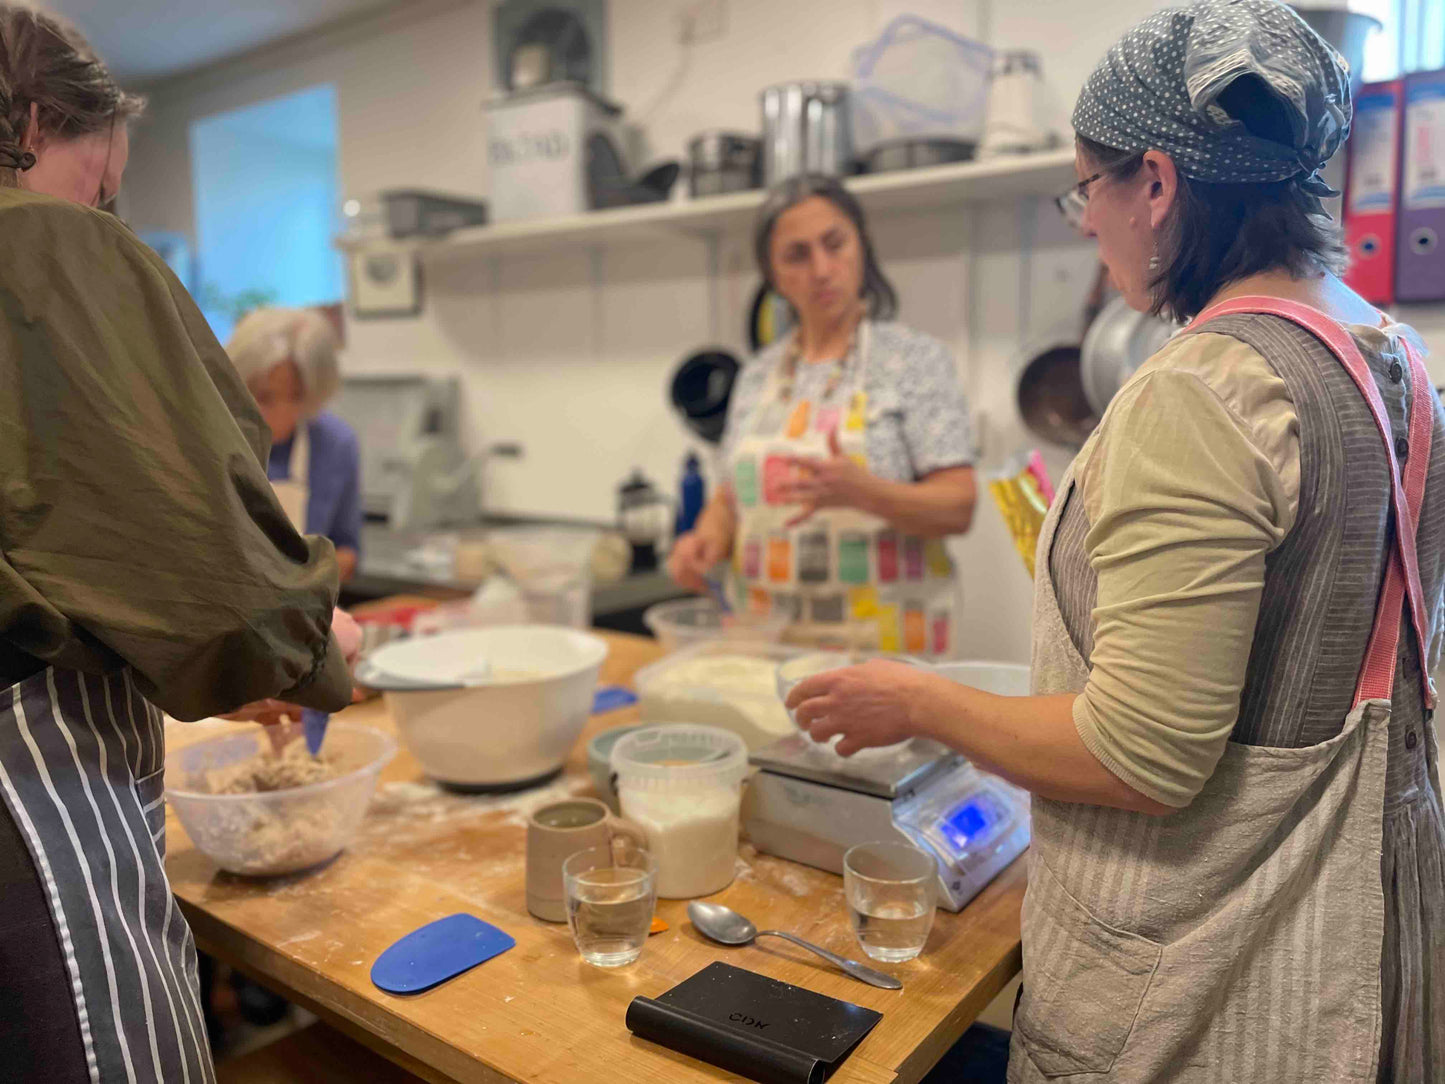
left=344, top=522, right=689, bottom=635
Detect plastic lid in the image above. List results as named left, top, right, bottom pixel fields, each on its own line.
left=609, top=725, right=749, bottom=791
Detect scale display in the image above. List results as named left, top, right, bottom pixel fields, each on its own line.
left=938, top=791, right=1010, bottom=854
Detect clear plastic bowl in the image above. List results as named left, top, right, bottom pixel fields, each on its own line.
left=643, top=598, right=788, bottom=651
left=165, top=723, right=396, bottom=877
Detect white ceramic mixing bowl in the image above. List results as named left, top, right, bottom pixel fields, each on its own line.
left=362, top=625, right=609, bottom=791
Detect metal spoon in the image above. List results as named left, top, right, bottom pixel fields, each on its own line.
left=687, top=901, right=902, bottom=990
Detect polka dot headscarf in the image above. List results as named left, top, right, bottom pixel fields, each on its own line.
left=1072, top=0, right=1352, bottom=194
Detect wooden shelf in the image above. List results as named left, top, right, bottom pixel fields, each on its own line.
left=339, top=149, right=1076, bottom=265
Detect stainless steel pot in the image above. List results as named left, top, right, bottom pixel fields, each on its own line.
left=687, top=130, right=762, bottom=198
left=1016, top=343, right=1099, bottom=449
left=1079, top=296, right=1178, bottom=415
left=861, top=137, right=975, bottom=174
left=760, top=81, right=853, bottom=185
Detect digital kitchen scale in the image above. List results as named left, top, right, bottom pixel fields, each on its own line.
left=742, top=733, right=1030, bottom=912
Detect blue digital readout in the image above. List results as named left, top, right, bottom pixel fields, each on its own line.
left=939, top=794, right=1003, bottom=853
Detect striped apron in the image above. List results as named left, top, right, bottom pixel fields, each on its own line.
left=0, top=665, right=215, bottom=1082
left=1010, top=299, right=1445, bottom=1082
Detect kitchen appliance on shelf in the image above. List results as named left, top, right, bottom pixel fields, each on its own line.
left=980, top=50, right=1058, bottom=158
left=485, top=81, right=627, bottom=221
left=379, top=190, right=489, bottom=238
left=589, top=152, right=680, bottom=209
left=686, top=131, right=762, bottom=197
left=617, top=470, right=672, bottom=573
left=342, top=191, right=490, bottom=240
left=494, top=0, right=607, bottom=96
left=744, top=660, right=1031, bottom=912
left=761, top=81, right=854, bottom=185
left=331, top=374, right=479, bottom=531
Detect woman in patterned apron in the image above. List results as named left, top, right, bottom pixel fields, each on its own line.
left=669, top=174, right=978, bottom=656
left=788, top=3, right=1443, bottom=1081
left=0, top=10, right=357, bottom=1080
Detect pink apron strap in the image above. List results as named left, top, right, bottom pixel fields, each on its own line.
left=1192, top=295, right=1435, bottom=710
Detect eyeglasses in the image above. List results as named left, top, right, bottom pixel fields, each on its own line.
left=1054, top=171, right=1105, bottom=231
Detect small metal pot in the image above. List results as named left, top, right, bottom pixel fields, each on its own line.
left=687, top=130, right=762, bottom=198
left=1016, top=343, right=1098, bottom=449
left=861, top=137, right=976, bottom=174
left=760, top=81, right=853, bottom=184
left=1079, top=297, right=1178, bottom=415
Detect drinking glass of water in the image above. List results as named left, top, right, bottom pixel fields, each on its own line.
left=563, top=842, right=657, bottom=967
left=843, top=841, right=936, bottom=962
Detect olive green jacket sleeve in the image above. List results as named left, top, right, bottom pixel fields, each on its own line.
left=0, top=188, right=351, bottom=720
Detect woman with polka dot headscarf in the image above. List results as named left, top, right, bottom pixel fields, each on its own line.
left=787, top=1, right=1443, bottom=1079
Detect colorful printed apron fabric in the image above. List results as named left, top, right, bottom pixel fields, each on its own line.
left=728, top=321, right=958, bottom=655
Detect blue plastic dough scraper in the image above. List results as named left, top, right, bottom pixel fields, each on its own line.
left=371, top=913, right=516, bottom=994
left=301, top=708, right=329, bottom=756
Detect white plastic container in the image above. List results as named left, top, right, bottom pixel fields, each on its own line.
left=610, top=725, right=749, bottom=899
left=632, top=640, right=808, bottom=750
left=642, top=597, right=788, bottom=652
left=362, top=625, right=609, bottom=790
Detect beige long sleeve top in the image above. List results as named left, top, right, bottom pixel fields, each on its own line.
left=1070, top=323, right=1430, bottom=808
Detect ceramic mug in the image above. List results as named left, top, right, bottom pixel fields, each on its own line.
left=526, top=797, right=646, bottom=922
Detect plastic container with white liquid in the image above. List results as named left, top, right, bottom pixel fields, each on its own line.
left=609, top=725, right=749, bottom=899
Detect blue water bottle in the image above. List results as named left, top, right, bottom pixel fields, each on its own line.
left=676, top=453, right=705, bottom=536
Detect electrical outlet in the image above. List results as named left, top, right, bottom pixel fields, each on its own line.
left=678, top=0, right=726, bottom=44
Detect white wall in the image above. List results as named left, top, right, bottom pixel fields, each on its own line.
left=126, top=0, right=1445, bottom=663
left=117, top=0, right=1165, bottom=662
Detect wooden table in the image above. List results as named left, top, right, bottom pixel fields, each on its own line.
left=167, top=632, right=1025, bottom=1084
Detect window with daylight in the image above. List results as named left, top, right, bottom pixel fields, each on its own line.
left=189, top=84, right=343, bottom=343
left=1356, top=0, right=1445, bottom=81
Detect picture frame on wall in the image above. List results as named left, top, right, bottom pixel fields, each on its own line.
left=348, top=245, right=422, bottom=318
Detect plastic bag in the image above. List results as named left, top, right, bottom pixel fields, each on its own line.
left=987, top=451, right=1056, bottom=579
left=849, top=15, right=993, bottom=151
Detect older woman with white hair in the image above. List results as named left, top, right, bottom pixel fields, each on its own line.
left=228, top=307, right=363, bottom=581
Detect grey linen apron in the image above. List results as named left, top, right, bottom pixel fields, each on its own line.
left=1009, top=298, right=1445, bottom=1083
left=0, top=666, right=215, bottom=1082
